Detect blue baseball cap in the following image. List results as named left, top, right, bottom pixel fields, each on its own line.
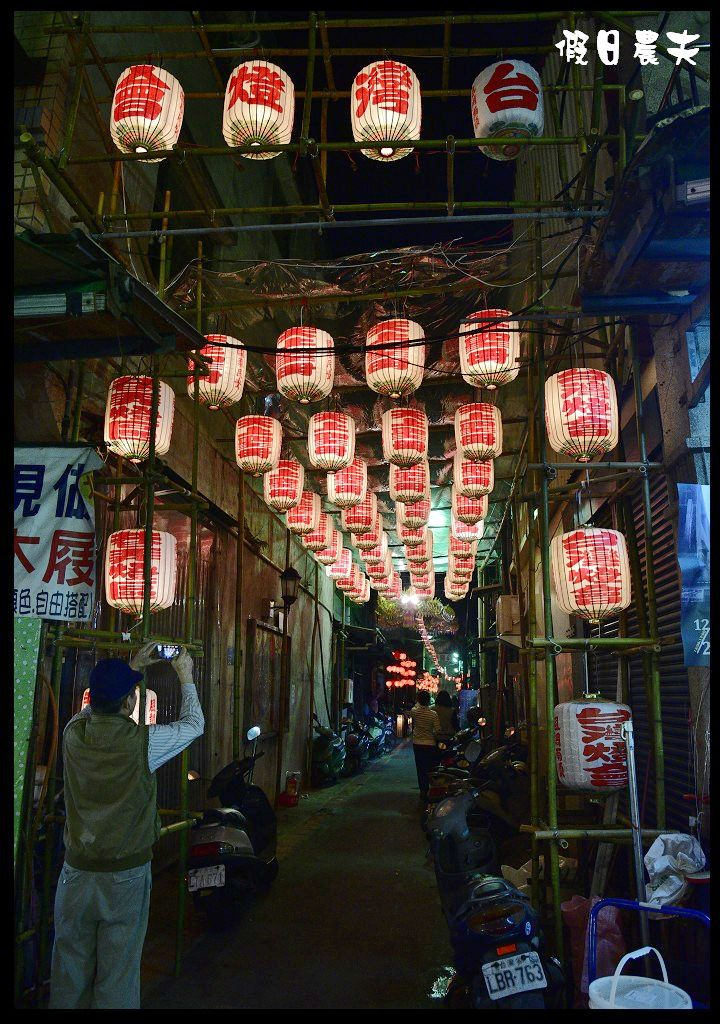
left=89, top=659, right=144, bottom=703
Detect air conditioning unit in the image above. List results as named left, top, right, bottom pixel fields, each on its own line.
left=496, top=594, right=521, bottom=647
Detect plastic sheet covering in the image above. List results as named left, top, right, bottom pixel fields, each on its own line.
left=643, top=833, right=706, bottom=906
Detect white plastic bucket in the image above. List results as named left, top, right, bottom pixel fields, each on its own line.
left=589, top=946, right=692, bottom=1010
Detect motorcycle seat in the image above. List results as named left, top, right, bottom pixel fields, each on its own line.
left=202, top=807, right=247, bottom=827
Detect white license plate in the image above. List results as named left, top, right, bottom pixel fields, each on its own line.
left=482, top=951, right=547, bottom=1000
left=188, top=864, right=225, bottom=892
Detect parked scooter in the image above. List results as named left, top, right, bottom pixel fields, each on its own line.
left=340, top=716, right=370, bottom=776
left=311, top=713, right=346, bottom=785
left=188, top=725, right=278, bottom=928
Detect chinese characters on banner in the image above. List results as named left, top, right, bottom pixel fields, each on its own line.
left=14, top=447, right=103, bottom=622
left=555, top=28, right=702, bottom=67
left=677, top=483, right=710, bottom=667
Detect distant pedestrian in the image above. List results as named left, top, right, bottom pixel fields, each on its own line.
left=434, top=689, right=459, bottom=742
left=410, top=690, right=441, bottom=799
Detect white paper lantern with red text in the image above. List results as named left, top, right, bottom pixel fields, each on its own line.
left=286, top=490, right=321, bottom=536
left=327, top=547, right=353, bottom=580
left=351, top=60, right=421, bottom=162
left=337, top=562, right=363, bottom=594
left=341, top=490, right=377, bottom=536
left=389, top=462, right=430, bottom=504
left=444, top=579, right=468, bottom=602
left=104, top=376, right=175, bottom=462
left=448, top=552, right=475, bottom=581
left=451, top=515, right=484, bottom=542
left=308, top=411, right=355, bottom=470
left=459, top=309, right=520, bottom=389
left=455, top=403, right=502, bottom=461
left=327, top=457, right=367, bottom=509
left=381, top=408, right=428, bottom=467
left=367, top=550, right=392, bottom=580
left=352, top=577, right=372, bottom=604
left=395, top=498, right=430, bottom=529
left=363, top=532, right=389, bottom=565
left=406, top=531, right=433, bottom=564
left=545, top=368, right=619, bottom=462
left=471, top=60, right=543, bottom=161
left=263, top=458, right=304, bottom=512
left=550, top=528, right=631, bottom=623
left=302, top=512, right=333, bottom=552
left=366, top=319, right=425, bottom=397
left=412, top=582, right=435, bottom=598
left=222, top=60, right=294, bottom=158
left=555, top=699, right=631, bottom=790
left=187, top=336, right=246, bottom=409
left=354, top=514, right=384, bottom=552
left=110, top=65, right=184, bottom=161
left=315, top=530, right=343, bottom=566
left=385, top=572, right=402, bottom=599
left=235, top=415, right=282, bottom=475
left=398, top=522, right=427, bottom=548
left=449, top=535, right=478, bottom=560
left=454, top=452, right=494, bottom=498
left=105, top=529, right=177, bottom=616
left=452, top=487, right=488, bottom=525
left=276, top=327, right=334, bottom=403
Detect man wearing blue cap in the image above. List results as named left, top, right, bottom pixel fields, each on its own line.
left=49, top=642, right=204, bottom=1009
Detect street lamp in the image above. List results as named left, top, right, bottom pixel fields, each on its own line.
left=280, top=566, right=301, bottom=608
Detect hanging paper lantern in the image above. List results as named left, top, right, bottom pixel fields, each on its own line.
left=450, top=535, right=478, bottom=559
left=302, top=512, right=332, bottom=552
left=555, top=700, right=631, bottom=790
left=452, top=487, right=488, bottom=525
left=454, top=452, right=494, bottom=498
left=187, top=335, right=246, bottom=409
left=354, top=578, right=372, bottom=604
left=327, top=547, right=353, bottom=580
left=459, top=309, right=520, bottom=389
left=308, top=412, right=355, bottom=470
left=363, top=532, right=389, bottom=565
left=396, top=498, right=430, bottom=529
left=348, top=567, right=369, bottom=602
left=367, top=551, right=393, bottom=580
left=235, top=415, right=282, bottom=475
left=470, top=59, right=543, bottom=161
left=105, top=529, right=177, bottom=616
left=448, top=552, right=474, bottom=580
left=455, top=403, right=503, bottom=461
left=104, top=376, right=175, bottom=462
left=110, top=65, right=184, bottom=161
left=385, top=572, right=402, bottom=599
left=412, top=583, right=435, bottom=598
left=327, top=457, right=367, bottom=509
left=276, top=327, right=334, bottom=404
left=389, top=462, right=430, bottom=504
left=354, top=514, right=384, bottom=552
left=263, top=458, right=304, bottom=512
left=381, top=408, right=428, bottom=467
left=545, top=368, right=619, bottom=462
left=398, top=522, right=427, bottom=548
left=366, top=319, right=425, bottom=397
left=351, top=59, right=421, bottom=162
left=337, top=562, right=363, bottom=594
left=444, top=580, right=468, bottom=602
left=341, top=490, right=378, bottom=536
left=286, top=490, right=321, bottom=535
left=451, top=515, right=484, bottom=542
left=315, top=529, right=343, bottom=566
left=222, top=60, right=294, bottom=158
left=407, top=531, right=433, bottom=564
left=550, top=528, right=631, bottom=622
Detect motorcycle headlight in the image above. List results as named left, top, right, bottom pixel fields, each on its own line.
left=465, top=901, right=529, bottom=936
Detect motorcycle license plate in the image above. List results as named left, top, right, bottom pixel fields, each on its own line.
left=481, top=952, right=546, bottom=1000
left=188, top=864, right=225, bottom=892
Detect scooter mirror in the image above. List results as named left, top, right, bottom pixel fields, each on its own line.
left=247, top=725, right=261, bottom=741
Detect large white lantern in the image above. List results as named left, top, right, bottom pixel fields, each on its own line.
left=326, top=547, right=353, bottom=580
left=448, top=552, right=474, bottom=581
left=389, top=462, right=430, bottom=503
left=104, top=376, right=175, bottom=462
left=449, top=535, right=478, bottom=560
left=366, top=550, right=393, bottom=580
left=555, top=699, right=631, bottom=790
left=105, top=529, right=177, bottom=616
left=308, top=412, right=355, bottom=471
left=286, top=490, right=321, bottom=536
left=366, top=319, right=425, bottom=397
left=263, top=459, right=304, bottom=512
left=110, top=65, right=184, bottom=161
left=470, top=60, right=543, bottom=161
left=406, top=531, right=433, bottom=564
left=235, top=415, right=282, bottom=475
left=454, top=403, right=503, bottom=461
left=315, top=529, right=343, bottom=566
left=454, top=453, right=494, bottom=499
left=459, top=309, right=520, bottom=389
left=550, top=528, right=631, bottom=623
left=395, top=498, right=430, bottom=529
left=398, top=522, right=427, bottom=548
left=341, top=490, right=378, bottom=536
left=445, top=580, right=469, bottom=602
left=222, top=60, right=294, bottom=158
left=381, top=408, right=428, bottom=467
left=276, top=327, right=334, bottom=404
left=452, top=487, right=488, bottom=525
left=350, top=59, right=421, bottom=162
left=451, top=515, right=484, bottom=542
left=354, top=514, right=384, bottom=552
left=545, top=368, right=619, bottom=462
left=302, top=512, right=333, bottom=552
left=188, top=336, right=246, bottom=409
left=363, top=532, right=389, bottom=566
left=327, top=457, right=367, bottom=509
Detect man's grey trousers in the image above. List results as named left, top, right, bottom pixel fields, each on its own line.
left=49, top=860, right=152, bottom=1009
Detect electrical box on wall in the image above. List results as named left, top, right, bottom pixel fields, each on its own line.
left=496, top=594, right=521, bottom=647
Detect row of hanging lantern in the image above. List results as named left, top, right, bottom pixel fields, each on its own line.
left=111, top=59, right=543, bottom=164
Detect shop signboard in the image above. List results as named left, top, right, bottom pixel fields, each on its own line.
left=677, top=483, right=710, bottom=667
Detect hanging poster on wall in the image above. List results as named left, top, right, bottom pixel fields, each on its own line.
left=14, top=446, right=104, bottom=622
left=677, top=483, right=710, bottom=667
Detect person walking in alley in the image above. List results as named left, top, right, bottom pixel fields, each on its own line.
left=434, top=690, right=459, bottom=743
left=49, top=643, right=204, bottom=1010
left=410, top=690, right=441, bottom=800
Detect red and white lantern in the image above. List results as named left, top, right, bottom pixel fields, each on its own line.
left=235, top=415, right=282, bottom=475
left=354, top=514, right=384, bottom=552
left=550, top=528, right=631, bottom=622
left=367, top=550, right=392, bottom=580
left=327, top=457, right=367, bottom=509
left=452, top=487, right=488, bottom=525
left=454, top=453, right=494, bottom=498
left=276, top=327, right=334, bottom=404
left=366, top=319, right=425, bottom=397
left=286, top=490, right=321, bottom=535
left=455, top=403, right=503, bottom=461
left=451, top=515, right=484, bottom=542
left=555, top=700, right=631, bottom=790
left=412, top=582, right=434, bottom=598
left=406, top=531, right=433, bottom=564
left=337, top=562, right=363, bottom=594
left=105, top=529, right=177, bottom=616
left=110, top=65, right=184, bottom=160
left=315, top=529, right=343, bottom=566
left=470, top=60, right=543, bottom=161
left=448, top=552, right=474, bottom=580
left=187, top=336, right=246, bottom=409
left=398, top=522, right=427, bottom=548
left=381, top=408, right=428, bottom=467
left=385, top=572, right=403, bottom=599
left=352, top=577, right=372, bottom=604
left=263, top=458, right=304, bottom=512
left=222, top=60, right=294, bottom=158
left=363, top=532, right=389, bottom=565
left=459, top=309, right=520, bottom=389
left=326, top=547, right=353, bottom=580
left=545, top=368, right=619, bottom=462
left=302, top=512, right=332, bottom=552
left=341, top=490, right=378, bottom=536
left=444, top=580, right=468, bottom=602
left=350, top=60, right=421, bottom=162
left=389, top=462, right=430, bottom=504
left=104, top=376, right=175, bottom=462
left=395, top=498, right=430, bottom=529
left=308, top=412, right=355, bottom=471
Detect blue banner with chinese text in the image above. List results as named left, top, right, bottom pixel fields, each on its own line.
left=677, top=483, right=710, bottom=667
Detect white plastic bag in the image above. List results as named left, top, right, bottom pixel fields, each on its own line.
left=643, top=833, right=705, bottom=906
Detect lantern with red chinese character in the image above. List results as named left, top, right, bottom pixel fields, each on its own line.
left=452, top=488, right=488, bottom=525
left=187, top=335, right=246, bottom=410
left=105, top=529, right=177, bottom=616
left=398, top=522, right=427, bottom=548
left=385, top=571, right=402, bottom=599
left=276, top=327, right=334, bottom=404
left=406, top=531, right=433, bottom=564
left=450, top=535, right=478, bottom=560
left=354, top=577, right=372, bottom=604
left=367, top=550, right=393, bottom=580
left=110, top=65, right=184, bottom=160
left=555, top=699, right=631, bottom=790
left=104, top=376, right=175, bottom=462
left=545, top=368, right=619, bottom=462
left=455, top=403, right=502, bottom=461
left=308, top=412, right=355, bottom=471
left=235, top=415, right=282, bottom=475
left=412, top=582, right=434, bottom=598
left=470, top=59, right=543, bottom=161
left=222, top=60, right=294, bottom=158
left=381, top=408, right=428, bottom=467
left=263, top=458, right=304, bottom=512
left=454, top=452, right=494, bottom=499
left=444, top=580, right=468, bottom=602
left=351, top=59, right=421, bottom=162
left=451, top=514, right=484, bottom=543
left=550, top=528, right=631, bottom=622
left=315, top=529, right=343, bottom=566
left=341, top=490, right=377, bottom=536
left=327, top=457, right=367, bottom=509
left=366, top=319, right=425, bottom=397
left=302, top=512, right=333, bottom=552
left=389, top=462, right=430, bottom=504
left=326, top=547, right=353, bottom=580
left=448, top=552, right=475, bottom=581
left=395, top=498, right=430, bottom=529
left=286, top=490, right=321, bottom=536
left=459, top=309, right=520, bottom=389
left=363, top=532, right=388, bottom=565
left=354, top=514, right=384, bottom=552
left=337, top=562, right=363, bottom=594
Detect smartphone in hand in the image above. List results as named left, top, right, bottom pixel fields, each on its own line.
left=154, top=644, right=181, bottom=661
